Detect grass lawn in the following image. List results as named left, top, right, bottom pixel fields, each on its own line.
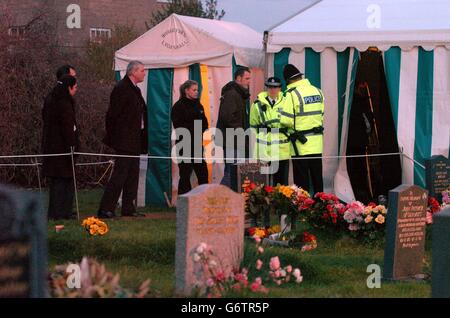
left=46, top=189, right=431, bottom=298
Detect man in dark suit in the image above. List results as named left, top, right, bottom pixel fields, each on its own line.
left=98, top=61, right=148, bottom=218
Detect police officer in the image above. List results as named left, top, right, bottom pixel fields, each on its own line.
left=280, top=64, right=324, bottom=193
left=249, top=77, right=290, bottom=185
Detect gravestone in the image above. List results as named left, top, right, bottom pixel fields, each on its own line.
left=425, top=155, right=449, bottom=202
left=175, top=184, right=244, bottom=295
left=236, top=161, right=270, bottom=193
left=384, top=184, right=428, bottom=280
left=0, top=184, right=47, bottom=298
left=432, top=207, right=450, bottom=298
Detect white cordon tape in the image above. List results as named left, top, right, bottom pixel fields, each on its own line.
left=0, top=151, right=426, bottom=170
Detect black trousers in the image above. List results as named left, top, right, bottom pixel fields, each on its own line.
left=99, top=155, right=139, bottom=215
left=47, top=177, right=74, bottom=220
left=292, top=154, right=324, bottom=194
left=271, top=160, right=289, bottom=186
left=178, top=160, right=209, bottom=195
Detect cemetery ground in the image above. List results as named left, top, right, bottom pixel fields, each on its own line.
left=46, top=189, right=431, bottom=298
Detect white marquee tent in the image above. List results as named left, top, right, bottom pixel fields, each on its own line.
left=114, top=14, right=265, bottom=206
left=266, top=0, right=450, bottom=202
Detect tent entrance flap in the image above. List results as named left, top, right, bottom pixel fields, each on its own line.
left=346, top=49, right=402, bottom=203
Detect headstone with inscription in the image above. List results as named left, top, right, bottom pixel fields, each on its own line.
left=175, top=184, right=244, bottom=295
left=236, top=161, right=270, bottom=193
left=383, top=184, right=428, bottom=280
left=432, top=206, right=450, bottom=298
left=425, top=155, right=449, bottom=202
left=0, top=184, right=47, bottom=298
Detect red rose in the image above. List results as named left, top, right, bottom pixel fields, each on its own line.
left=331, top=195, right=340, bottom=202
left=368, top=202, right=377, bottom=208
left=265, top=185, right=274, bottom=193
left=326, top=204, right=333, bottom=213
left=321, top=213, right=329, bottom=220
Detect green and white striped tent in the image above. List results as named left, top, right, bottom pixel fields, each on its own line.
left=266, top=0, right=450, bottom=202
left=114, top=14, right=265, bottom=206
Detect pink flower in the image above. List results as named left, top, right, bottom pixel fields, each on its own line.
left=215, top=271, right=225, bottom=281
left=206, top=278, right=215, bottom=287
left=274, top=269, right=281, bottom=278
left=269, top=256, right=280, bottom=271
left=235, top=273, right=244, bottom=282
left=253, top=236, right=261, bottom=244
left=232, top=283, right=241, bottom=291
left=293, top=268, right=301, bottom=279
left=250, top=282, right=260, bottom=292
left=275, top=280, right=282, bottom=285
left=258, top=246, right=264, bottom=254
left=347, top=201, right=365, bottom=214
left=256, top=259, right=263, bottom=270
left=343, top=211, right=355, bottom=222
left=348, top=223, right=359, bottom=231
left=286, top=265, right=292, bottom=273
left=242, top=267, right=248, bottom=276
left=255, top=277, right=262, bottom=285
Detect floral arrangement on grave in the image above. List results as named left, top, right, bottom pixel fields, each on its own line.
left=49, top=257, right=151, bottom=298
left=344, top=202, right=387, bottom=242
left=246, top=225, right=281, bottom=239
left=191, top=240, right=303, bottom=298
left=82, top=217, right=109, bottom=236
left=426, top=196, right=441, bottom=225
left=242, top=178, right=273, bottom=227
left=270, top=185, right=303, bottom=229
left=277, top=231, right=318, bottom=252
left=305, top=192, right=346, bottom=231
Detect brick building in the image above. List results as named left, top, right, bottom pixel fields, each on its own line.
left=2, top=0, right=168, bottom=49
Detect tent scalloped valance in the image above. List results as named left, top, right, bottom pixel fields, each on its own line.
left=267, top=44, right=450, bottom=54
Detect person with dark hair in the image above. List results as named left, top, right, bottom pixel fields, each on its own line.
left=42, top=75, right=79, bottom=220
left=280, top=64, right=325, bottom=194
left=97, top=61, right=148, bottom=218
left=171, top=80, right=209, bottom=196
left=216, top=66, right=251, bottom=191
left=56, top=64, right=76, bottom=80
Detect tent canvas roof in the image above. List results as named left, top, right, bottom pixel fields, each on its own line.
left=267, top=0, right=450, bottom=52
left=115, top=14, right=264, bottom=70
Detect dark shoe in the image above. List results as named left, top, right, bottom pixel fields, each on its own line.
left=97, top=211, right=115, bottom=219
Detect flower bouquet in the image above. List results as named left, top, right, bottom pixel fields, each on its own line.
left=82, top=217, right=109, bottom=236
left=265, top=230, right=318, bottom=252
left=306, top=192, right=346, bottom=231
left=345, top=202, right=386, bottom=242
left=426, top=196, right=441, bottom=224
left=271, top=185, right=299, bottom=229
left=242, top=178, right=273, bottom=227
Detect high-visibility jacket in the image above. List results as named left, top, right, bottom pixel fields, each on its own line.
left=280, top=79, right=324, bottom=156
left=249, top=92, right=291, bottom=161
